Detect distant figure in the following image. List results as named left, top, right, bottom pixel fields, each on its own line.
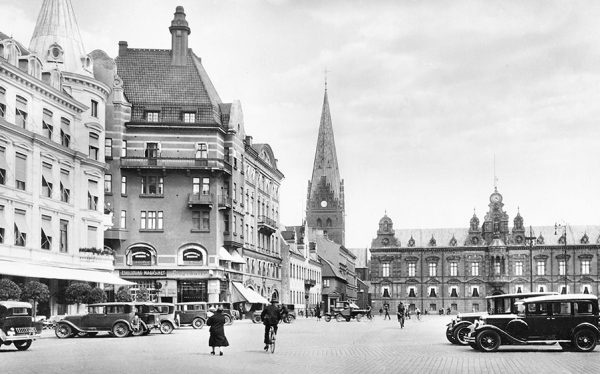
left=383, top=304, right=391, bottom=320
left=207, top=307, right=229, bottom=356
left=366, top=305, right=373, bottom=320
left=397, top=302, right=405, bottom=328
left=446, top=307, right=451, bottom=315
left=315, top=304, right=321, bottom=321
left=379, top=307, right=383, bottom=317
left=238, top=304, right=244, bottom=320
left=415, top=307, right=421, bottom=320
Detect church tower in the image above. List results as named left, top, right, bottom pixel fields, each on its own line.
left=306, top=85, right=345, bottom=245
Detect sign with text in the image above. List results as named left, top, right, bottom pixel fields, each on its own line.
left=120, top=270, right=167, bottom=277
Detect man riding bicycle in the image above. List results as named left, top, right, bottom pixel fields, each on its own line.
left=261, top=297, right=282, bottom=351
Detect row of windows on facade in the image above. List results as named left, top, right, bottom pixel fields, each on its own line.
left=290, top=290, right=320, bottom=306
left=144, top=110, right=196, bottom=123
left=377, top=284, right=593, bottom=299
left=379, top=260, right=593, bottom=277
left=0, top=207, right=96, bottom=252
left=0, top=87, right=100, bottom=153
left=0, top=148, right=101, bottom=209
left=245, top=258, right=280, bottom=279
left=290, top=263, right=320, bottom=282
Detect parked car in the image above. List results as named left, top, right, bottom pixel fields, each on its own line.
left=466, top=294, right=600, bottom=352
left=207, top=302, right=238, bottom=324
left=446, top=292, right=557, bottom=345
left=133, top=302, right=173, bottom=334
left=251, top=304, right=295, bottom=324
left=324, top=301, right=368, bottom=322
left=0, top=301, right=42, bottom=351
left=175, top=302, right=208, bottom=329
left=55, top=302, right=159, bottom=338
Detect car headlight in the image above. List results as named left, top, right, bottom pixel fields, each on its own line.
left=7, top=327, right=15, bottom=336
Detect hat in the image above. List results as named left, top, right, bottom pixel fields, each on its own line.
left=270, top=298, right=278, bottom=304
left=208, top=307, right=217, bottom=312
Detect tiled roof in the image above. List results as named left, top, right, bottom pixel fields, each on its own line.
left=115, top=48, right=221, bottom=122
left=319, top=256, right=344, bottom=280
left=0, top=31, right=31, bottom=56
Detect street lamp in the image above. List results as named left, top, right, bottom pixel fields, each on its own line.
left=554, top=223, right=568, bottom=293
left=524, top=226, right=536, bottom=292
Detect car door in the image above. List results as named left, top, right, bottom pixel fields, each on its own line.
left=81, top=305, right=106, bottom=330
left=550, top=302, right=573, bottom=340
left=524, top=302, right=553, bottom=340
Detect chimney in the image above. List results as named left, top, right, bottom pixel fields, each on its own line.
left=245, top=136, right=253, bottom=146
left=169, top=6, right=191, bottom=66
left=118, top=41, right=128, bottom=56
left=309, top=242, right=316, bottom=253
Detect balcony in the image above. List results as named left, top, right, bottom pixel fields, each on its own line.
left=120, top=156, right=232, bottom=174
left=187, top=193, right=214, bottom=208
left=257, top=215, right=277, bottom=235
left=104, top=228, right=129, bottom=241
left=218, top=195, right=233, bottom=210
left=223, top=232, right=244, bottom=248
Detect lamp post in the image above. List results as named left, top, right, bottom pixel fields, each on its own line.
left=524, top=226, right=536, bottom=292
left=554, top=223, right=568, bottom=293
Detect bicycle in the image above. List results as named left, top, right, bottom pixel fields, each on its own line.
left=266, top=326, right=276, bottom=353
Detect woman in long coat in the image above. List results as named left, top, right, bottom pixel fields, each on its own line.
left=207, top=307, right=229, bottom=355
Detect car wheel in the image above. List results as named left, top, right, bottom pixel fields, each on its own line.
left=324, top=315, right=331, bottom=322
left=160, top=322, right=174, bottom=334
left=225, top=315, right=232, bottom=326
left=55, top=323, right=72, bottom=339
left=112, top=322, right=130, bottom=338
left=192, top=317, right=205, bottom=329
left=335, top=314, right=344, bottom=322
left=446, top=327, right=458, bottom=344
left=252, top=315, right=261, bottom=324
left=14, top=340, right=32, bottom=351
left=356, top=314, right=363, bottom=322
left=573, top=329, right=597, bottom=352
left=454, top=326, right=471, bottom=346
left=476, top=330, right=501, bottom=352
left=131, top=325, right=146, bottom=336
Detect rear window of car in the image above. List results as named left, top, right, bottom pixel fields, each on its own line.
left=106, top=305, right=127, bottom=314
left=575, top=302, right=594, bottom=315
left=551, top=302, right=571, bottom=316
left=11, top=307, right=29, bottom=316
left=88, top=306, right=105, bottom=314
left=527, top=303, right=550, bottom=315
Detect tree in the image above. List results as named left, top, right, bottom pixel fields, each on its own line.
left=115, top=286, right=132, bottom=302
left=0, top=279, right=22, bottom=301
left=134, top=286, right=150, bottom=302
left=86, top=287, right=107, bottom=304
left=64, top=282, right=92, bottom=313
left=20, top=281, right=50, bottom=318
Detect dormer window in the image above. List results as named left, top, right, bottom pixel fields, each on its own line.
left=47, top=43, right=64, bottom=63
left=183, top=112, right=195, bottom=123
left=146, top=111, right=159, bottom=122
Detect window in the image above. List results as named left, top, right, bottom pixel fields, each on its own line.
left=515, top=285, right=523, bottom=293
left=60, top=169, right=70, bottom=203
left=233, top=182, right=237, bottom=201
left=450, top=262, right=458, bottom=276
left=428, top=263, right=437, bottom=277
left=382, top=286, right=390, bottom=298
left=146, top=111, right=159, bottom=122
left=120, top=210, right=126, bottom=229
left=104, top=174, right=112, bottom=193
left=42, top=109, right=53, bottom=139
left=183, top=112, right=196, bottom=123
left=41, top=162, right=53, bottom=198
left=141, top=211, right=163, bottom=230
left=472, top=303, right=479, bottom=312
left=105, top=138, right=112, bottom=158
left=559, top=260, right=566, bottom=276
left=91, top=100, right=98, bottom=118
left=0, top=86, right=5, bottom=118
left=560, top=285, right=567, bottom=295
left=408, top=263, right=416, bottom=277
left=145, top=142, right=159, bottom=158
left=515, top=261, right=523, bottom=276
left=182, top=249, right=203, bottom=264
left=15, top=95, right=28, bottom=128
left=202, top=178, right=210, bottom=195
left=471, top=262, right=479, bottom=276
left=121, top=176, right=127, bottom=195
left=538, top=285, right=546, bottom=292
left=450, top=287, right=458, bottom=297
left=130, top=247, right=154, bottom=266
left=472, top=286, right=479, bottom=297
left=408, top=287, right=416, bottom=298
left=195, top=143, right=207, bottom=159
left=0, top=146, right=6, bottom=185
left=15, top=153, right=27, bottom=190
left=87, top=226, right=97, bottom=247
left=429, top=287, right=437, bottom=297
left=89, top=133, right=99, bottom=160
left=323, top=279, right=330, bottom=288
left=494, top=261, right=501, bottom=275
left=41, top=215, right=52, bottom=250
left=59, top=220, right=68, bottom=253
left=192, top=211, right=210, bottom=231
left=382, top=263, right=390, bottom=277
left=537, top=261, right=545, bottom=276
left=121, top=140, right=127, bottom=157
left=60, top=118, right=71, bottom=148
left=88, top=180, right=99, bottom=210
left=581, top=260, right=590, bottom=275
left=141, top=176, right=163, bottom=195
left=14, top=209, right=27, bottom=246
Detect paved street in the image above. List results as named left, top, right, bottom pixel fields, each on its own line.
left=2, top=315, right=599, bottom=374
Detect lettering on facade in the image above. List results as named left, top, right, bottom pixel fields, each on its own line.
left=120, top=270, right=167, bottom=277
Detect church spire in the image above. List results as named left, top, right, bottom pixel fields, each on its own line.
left=29, top=0, right=91, bottom=76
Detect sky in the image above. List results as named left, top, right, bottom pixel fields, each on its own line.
left=2, top=0, right=600, bottom=249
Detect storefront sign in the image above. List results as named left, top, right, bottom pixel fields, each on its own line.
left=120, top=270, right=167, bottom=277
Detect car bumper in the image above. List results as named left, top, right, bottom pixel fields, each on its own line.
left=1, top=333, right=41, bottom=342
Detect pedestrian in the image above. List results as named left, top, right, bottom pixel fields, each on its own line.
left=397, top=302, right=405, bottom=328
left=379, top=307, right=383, bottom=317
left=238, top=304, right=244, bottom=320
left=415, top=307, right=421, bottom=321
left=207, top=306, right=229, bottom=356
left=315, top=304, right=321, bottom=321
left=383, top=303, right=391, bottom=320
left=446, top=307, right=451, bottom=315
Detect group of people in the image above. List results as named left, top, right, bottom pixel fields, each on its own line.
left=378, top=303, right=422, bottom=326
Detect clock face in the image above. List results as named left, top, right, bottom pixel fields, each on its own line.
left=320, top=200, right=328, bottom=208
left=490, top=193, right=502, bottom=203
left=382, top=238, right=390, bottom=246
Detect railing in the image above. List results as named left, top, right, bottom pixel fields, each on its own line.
left=223, top=232, right=244, bottom=248
left=218, top=195, right=233, bottom=209
left=188, top=193, right=214, bottom=206
left=257, top=215, right=277, bottom=228
left=120, top=156, right=231, bottom=172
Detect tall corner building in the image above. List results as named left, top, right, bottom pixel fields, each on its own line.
left=306, top=86, right=345, bottom=246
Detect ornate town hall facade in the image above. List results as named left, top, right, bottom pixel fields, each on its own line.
left=370, top=188, right=600, bottom=314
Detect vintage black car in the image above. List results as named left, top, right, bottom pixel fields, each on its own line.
left=446, top=292, right=557, bottom=345
left=467, top=294, right=600, bottom=352
left=324, top=301, right=368, bottom=322
left=132, top=302, right=172, bottom=335
left=0, top=301, right=42, bottom=351
left=175, top=302, right=209, bottom=329
left=55, top=302, right=159, bottom=338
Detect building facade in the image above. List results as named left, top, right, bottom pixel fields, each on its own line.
left=370, top=188, right=600, bottom=314
left=0, top=0, right=127, bottom=316
left=99, top=7, right=283, bottom=305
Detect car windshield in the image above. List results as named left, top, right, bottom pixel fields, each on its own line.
left=11, top=307, right=30, bottom=316
left=516, top=302, right=526, bottom=317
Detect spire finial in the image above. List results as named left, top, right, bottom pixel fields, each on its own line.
left=324, top=67, right=330, bottom=91
left=493, top=154, right=498, bottom=190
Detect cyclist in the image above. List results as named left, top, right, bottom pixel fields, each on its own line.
left=261, top=297, right=282, bottom=351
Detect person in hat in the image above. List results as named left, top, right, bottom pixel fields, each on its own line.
left=260, top=297, right=282, bottom=351
left=207, top=306, right=229, bottom=356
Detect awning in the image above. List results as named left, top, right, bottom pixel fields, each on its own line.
left=230, top=250, right=246, bottom=264
left=0, top=260, right=134, bottom=285
left=219, top=247, right=236, bottom=262
left=231, top=282, right=269, bottom=304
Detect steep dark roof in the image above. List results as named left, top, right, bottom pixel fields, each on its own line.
left=115, top=48, right=221, bottom=122
left=0, top=31, right=31, bottom=56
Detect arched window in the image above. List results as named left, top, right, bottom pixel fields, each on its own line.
left=316, top=218, right=322, bottom=228
left=182, top=248, right=203, bottom=264
left=326, top=218, right=332, bottom=227
left=128, top=246, right=155, bottom=266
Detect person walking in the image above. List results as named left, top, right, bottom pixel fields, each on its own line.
left=383, top=303, right=391, bottom=320
left=397, top=302, right=405, bottom=328
left=315, top=304, right=321, bottom=321
left=415, top=307, right=421, bottom=321
left=207, top=307, right=229, bottom=356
